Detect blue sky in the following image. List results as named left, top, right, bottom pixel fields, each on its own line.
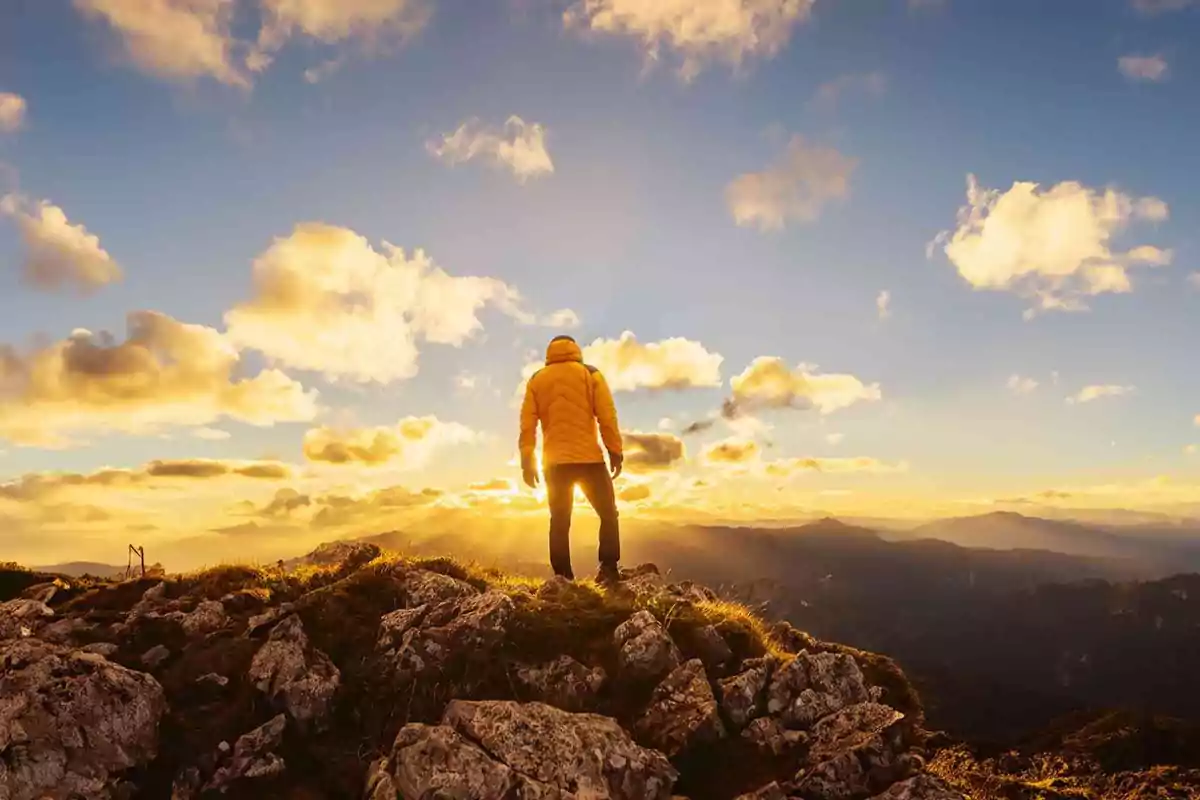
left=1, top=0, right=1200, bottom=564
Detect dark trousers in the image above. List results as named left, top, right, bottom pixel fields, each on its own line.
left=545, top=462, right=620, bottom=579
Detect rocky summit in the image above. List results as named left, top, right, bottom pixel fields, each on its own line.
left=0, top=545, right=962, bottom=799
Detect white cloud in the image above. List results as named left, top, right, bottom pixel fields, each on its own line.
left=1187, top=273, right=1200, bottom=289
left=1119, top=54, right=1169, bottom=82
left=825, top=432, right=844, bottom=445
left=302, top=416, right=474, bottom=467
left=252, top=0, right=431, bottom=73
left=563, top=0, right=814, bottom=80
left=0, top=93, right=27, bottom=133
left=1131, top=0, right=1195, bottom=13
left=727, top=136, right=857, bottom=231
left=1066, top=384, right=1136, bottom=404
left=225, top=222, right=551, bottom=383
left=428, top=116, right=555, bottom=183
left=876, top=290, right=891, bottom=320
left=74, top=0, right=249, bottom=87
left=0, top=311, right=317, bottom=446
left=930, top=175, right=1172, bottom=316
left=725, top=357, right=881, bottom=416
left=191, top=427, right=232, bottom=441
left=580, top=332, right=724, bottom=391
left=0, top=194, right=123, bottom=293
left=1007, top=374, right=1038, bottom=395
left=542, top=308, right=581, bottom=329
left=813, top=71, right=886, bottom=109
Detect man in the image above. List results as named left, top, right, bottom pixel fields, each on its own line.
left=520, top=335, right=624, bottom=583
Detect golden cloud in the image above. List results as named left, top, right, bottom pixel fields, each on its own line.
left=621, top=431, right=685, bottom=472
left=930, top=175, right=1172, bottom=316
left=725, top=357, right=881, bottom=417
left=764, top=457, right=909, bottom=476
left=302, top=415, right=475, bottom=466
left=252, top=0, right=431, bottom=72
left=0, top=311, right=317, bottom=446
left=0, top=194, right=123, bottom=293
left=564, top=0, right=814, bottom=80
left=468, top=478, right=513, bottom=492
left=428, top=116, right=554, bottom=183
left=618, top=483, right=651, bottom=502
left=312, top=485, right=443, bottom=528
left=726, top=136, right=857, bottom=231
left=225, top=222, right=562, bottom=383
left=703, top=437, right=759, bottom=464
left=1065, top=384, right=1136, bottom=405
left=0, top=92, right=26, bottom=133
left=0, top=458, right=293, bottom=503
left=582, top=332, right=723, bottom=391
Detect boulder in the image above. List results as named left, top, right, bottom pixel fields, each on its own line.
left=719, top=656, right=776, bottom=731
left=245, top=603, right=294, bottom=637
left=0, top=638, right=165, bottom=800
left=204, top=714, right=288, bottom=792
left=248, top=614, right=340, bottom=729
left=18, top=580, right=65, bottom=604
left=514, top=655, right=606, bottom=712
left=0, top=599, right=54, bottom=640
left=867, top=775, right=966, bottom=800
left=81, top=642, right=120, bottom=658
left=375, top=605, right=429, bottom=653
left=180, top=600, right=227, bottom=637
left=305, top=541, right=381, bottom=571
left=635, top=659, right=725, bottom=758
left=613, top=610, right=680, bottom=683
left=38, top=617, right=93, bottom=645
left=735, top=783, right=787, bottom=800
left=126, top=582, right=168, bottom=621
left=403, top=569, right=478, bottom=607
left=142, top=644, right=171, bottom=669
left=394, top=591, right=513, bottom=679
left=691, top=624, right=733, bottom=670
left=443, top=700, right=678, bottom=799
left=367, top=723, right=517, bottom=800
left=742, top=716, right=807, bottom=757
left=767, top=651, right=870, bottom=730
left=794, top=703, right=909, bottom=800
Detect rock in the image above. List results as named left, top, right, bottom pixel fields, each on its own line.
left=245, top=603, right=294, bottom=637
left=514, top=655, right=606, bottom=712
left=394, top=591, right=513, bottom=679
left=767, top=650, right=870, bottom=729
left=635, top=659, right=725, bottom=758
left=742, top=716, right=808, bottom=757
left=769, top=621, right=818, bottom=654
left=196, top=672, right=229, bottom=690
left=181, top=600, right=227, bottom=636
left=142, top=644, right=171, bottom=669
left=374, top=723, right=518, bottom=799
left=144, top=563, right=167, bottom=579
left=204, top=714, right=288, bottom=792
left=614, top=610, right=680, bottom=683
left=807, top=702, right=906, bottom=763
left=38, top=616, right=93, bottom=645
left=248, top=614, right=340, bottom=729
left=82, top=642, right=120, bottom=657
left=375, top=605, right=429, bottom=653
left=404, top=569, right=479, bottom=606
left=0, top=599, right=54, bottom=640
left=795, top=750, right=865, bottom=800
left=127, top=582, right=168, bottom=620
left=719, top=656, right=776, bottom=731
left=735, top=783, right=787, bottom=800
left=795, top=703, right=909, bottom=800
left=0, top=638, right=165, bottom=800
left=18, top=580, right=65, bottom=604
left=691, top=624, right=733, bottom=669
left=305, top=541, right=382, bottom=571
left=443, top=700, right=678, bottom=799
left=867, top=775, right=966, bottom=800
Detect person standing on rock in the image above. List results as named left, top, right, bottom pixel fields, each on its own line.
left=519, top=335, right=624, bottom=584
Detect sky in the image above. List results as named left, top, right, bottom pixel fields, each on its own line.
left=2, top=0, right=1200, bottom=567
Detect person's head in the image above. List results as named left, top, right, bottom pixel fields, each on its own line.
left=549, top=335, right=576, bottom=345
left=544, top=334, right=582, bottom=364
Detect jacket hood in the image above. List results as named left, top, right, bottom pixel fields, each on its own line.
left=545, top=337, right=583, bottom=365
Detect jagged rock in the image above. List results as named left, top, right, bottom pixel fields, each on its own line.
left=127, top=582, right=168, bottom=620
left=614, top=610, right=680, bottom=683
left=82, top=642, right=120, bottom=657
left=375, top=605, right=429, bottom=653
left=515, top=655, right=606, bottom=712
left=248, top=614, right=340, bottom=729
left=403, top=569, right=479, bottom=606
left=443, top=700, right=678, bottom=798
left=796, top=750, right=865, bottom=800
left=866, top=775, right=965, bottom=800
left=795, top=703, right=909, bottom=800
left=742, top=716, right=808, bottom=757
left=719, top=656, right=777, bottom=731
left=18, top=580, right=65, bottom=604
left=181, top=600, right=227, bottom=636
left=39, top=616, right=93, bottom=645
left=636, top=659, right=725, bottom=758
left=0, top=599, right=54, bottom=640
left=692, top=624, right=733, bottom=669
left=770, top=621, right=818, bottom=654
left=0, top=638, right=165, bottom=800
left=768, top=650, right=870, bottom=729
left=306, top=541, right=382, bottom=571
left=245, top=603, right=294, bottom=637
left=394, top=591, right=513, bottom=679
left=369, top=723, right=517, bottom=799
left=203, top=714, right=288, bottom=792
left=808, top=703, right=906, bottom=761
left=735, top=783, right=787, bottom=800
left=142, top=644, right=171, bottom=669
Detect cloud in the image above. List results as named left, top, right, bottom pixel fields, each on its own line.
left=825, top=432, right=844, bottom=445
left=252, top=0, right=431, bottom=73
left=311, top=485, right=442, bottom=528
left=621, top=431, right=686, bottom=472
left=1119, top=54, right=1169, bottom=82
left=813, top=71, right=886, bottom=110
left=703, top=437, right=759, bottom=464
left=1066, top=385, right=1136, bottom=404
left=226, top=222, right=552, bottom=383
left=764, top=456, right=909, bottom=476
left=255, top=487, right=312, bottom=518
left=579, top=332, right=724, bottom=391
left=192, top=427, right=231, bottom=441
left=1007, top=374, right=1039, bottom=395
left=1131, top=0, right=1195, bottom=13
left=930, top=175, right=1172, bottom=316
left=681, top=419, right=716, bottom=436
left=0, top=311, right=317, bottom=446
left=0, top=458, right=292, bottom=503
left=543, top=308, right=582, bottom=329
left=144, top=459, right=292, bottom=479
left=876, top=290, right=891, bottom=321
left=0, top=194, right=123, bottom=293
left=1189, top=273, right=1200, bottom=289
left=74, top=0, right=249, bottom=87
left=618, top=483, right=651, bottom=502
left=428, top=117, right=555, bottom=183
left=302, top=415, right=474, bottom=466
left=0, top=93, right=27, bottom=133
left=468, top=478, right=512, bottom=492
left=563, top=0, right=814, bottom=80
left=724, top=357, right=881, bottom=418
left=727, top=136, right=857, bottom=231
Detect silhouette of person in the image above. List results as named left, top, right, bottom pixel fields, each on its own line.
left=519, top=335, right=624, bottom=583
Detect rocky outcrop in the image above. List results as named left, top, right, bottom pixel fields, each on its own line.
left=0, top=599, right=54, bottom=640
left=305, top=541, right=382, bottom=571
left=248, top=614, right=340, bottom=729
left=402, top=569, right=478, bottom=607
left=514, top=655, right=606, bottom=712
left=794, top=702, right=913, bottom=799
left=719, top=656, right=776, bottom=731
left=867, top=775, right=963, bottom=800
left=614, top=610, right=681, bottom=683
left=365, top=723, right=516, bottom=800
left=768, top=650, right=871, bottom=729
left=180, top=600, right=227, bottom=636
left=391, top=590, right=513, bottom=679
left=636, top=659, right=725, bottom=758
left=172, top=714, right=288, bottom=798
left=0, top=639, right=165, bottom=800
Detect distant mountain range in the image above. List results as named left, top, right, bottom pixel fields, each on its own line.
left=30, top=561, right=126, bottom=578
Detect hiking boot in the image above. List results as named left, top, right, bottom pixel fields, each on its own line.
left=594, top=563, right=621, bottom=586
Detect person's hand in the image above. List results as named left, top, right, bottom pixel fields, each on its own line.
left=609, top=452, right=623, bottom=479
left=522, top=460, right=540, bottom=489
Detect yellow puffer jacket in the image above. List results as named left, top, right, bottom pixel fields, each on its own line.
left=520, top=337, right=622, bottom=467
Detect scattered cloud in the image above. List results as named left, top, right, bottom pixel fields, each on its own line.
left=876, top=290, right=891, bottom=321
left=618, top=483, right=651, bottom=502
left=0, top=311, right=317, bottom=446
left=703, top=437, right=760, bottom=465
left=727, top=136, right=857, bottom=231
left=468, top=478, right=512, bottom=492
left=825, top=432, right=844, bottom=446
left=813, top=71, right=886, bottom=110
left=723, top=357, right=881, bottom=418
left=563, top=0, right=814, bottom=80
left=578, top=332, right=723, bottom=391
left=145, top=459, right=291, bottom=479
left=252, top=0, right=430, bottom=73
left=1131, top=0, right=1195, bottom=13
left=764, top=456, right=909, bottom=476
left=428, top=116, right=554, bottom=183
left=311, top=485, right=443, bottom=528
left=1187, top=273, right=1200, bottom=289
left=930, top=175, right=1172, bottom=316
left=0, top=194, right=122, bottom=293
left=302, top=415, right=474, bottom=466
left=1119, top=54, right=1169, bottom=82
left=191, top=427, right=231, bottom=441
left=1007, top=374, right=1039, bottom=395
left=542, top=308, right=581, bottom=329
left=0, top=458, right=291, bottom=502
left=1066, top=384, right=1136, bottom=404
left=621, top=431, right=686, bottom=472
left=0, top=92, right=27, bottom=133
left=226, top=222, right=550, bottom=383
